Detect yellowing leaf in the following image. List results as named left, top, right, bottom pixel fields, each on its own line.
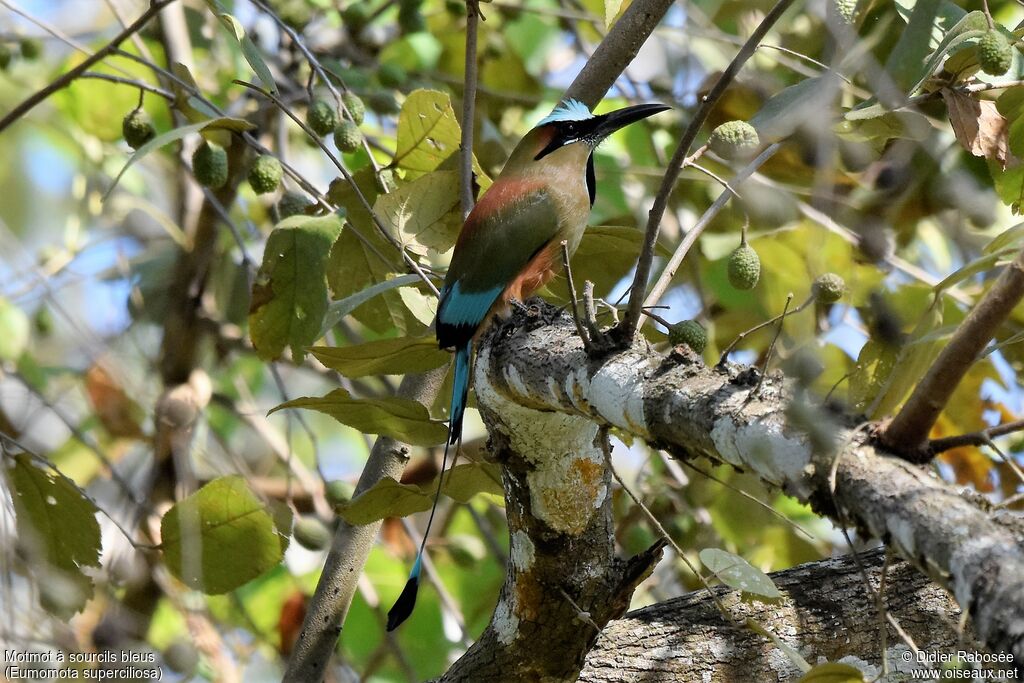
left=439, top=462, right=504, bottom=502
left=699, top=547, right=781, bottom=599
left=249, top=214, right=344, bottom=362
left=339, top=477, right=432, bottom=525
left=373, top=170, right=462, bottom=255
left=161, top=476, right=290, bottom=594
left=394, top=89, right=462, bottom=177
left=310, top=337, right=450, bottom=378
left=4, top=454, right=101, bottom=617
left=270, top=389, right=448, bottom=446
left=604, top=0, right=624, bottom=28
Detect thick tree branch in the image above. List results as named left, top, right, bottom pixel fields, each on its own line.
left=475, top=304, right=1024, bottom=665
left=580, top=548, right=1011, bottom=681
left=882, top=247, right=1024, bottom=456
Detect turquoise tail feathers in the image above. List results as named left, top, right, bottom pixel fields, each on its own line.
left=386, top=342, right=471, bottom=631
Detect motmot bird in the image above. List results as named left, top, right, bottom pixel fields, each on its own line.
left=386, top=98, right=669, bottom=631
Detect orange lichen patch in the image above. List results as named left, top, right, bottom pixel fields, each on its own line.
left=532, top=456, right=606, bottom=535
left=514, top=577, right=544, bottom=623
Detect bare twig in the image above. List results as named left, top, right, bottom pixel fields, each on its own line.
left=0, top=0, right=177, bottom=135
left=927, top=419, right=1024, bottom=456
left=752, top=293, right=794, bottom=397
left=561, top=240, right=593, bottom=351
left=641, top=143, right=782, bottom=320
left=719, top=293, right=813, bottom=366
left=882, top=247, right=1024, bottom=457
left=620, top=0, right=798, bottom=342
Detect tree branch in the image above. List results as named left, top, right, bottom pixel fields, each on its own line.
left=0, top=0, right=177, bottom=135
left=580, top=548, right=1011, bottom=681
left=475, top=303, right=1024, bottom=665
left=620, top=0, right=799, bottom=343
left=459, top=0, right=480, bottom=220
left=882, top=247, right=1024, bottom=457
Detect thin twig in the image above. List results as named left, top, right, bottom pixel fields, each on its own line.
left=719, top=294, right=813, bottom=366
left=641, top=143, right=782, bottom=321
left=78, top=72, right=174, bottom=100
left=460, top=0, right=481, bottom=220
left=882, top=247, right=1024, bottom=456
left=751, top=293, right=794, bottom=398
left=561, top=240, right=593, bottom=351
left=620, top=0, right=798, bottom=342
left=0, top=0, right=177, bottom=135
left=927, top=419, right=1024, bottom=456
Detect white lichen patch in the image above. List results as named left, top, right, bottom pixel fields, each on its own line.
left=493, top=595, right=520, bottom=645
left=583, top=353, right=654, bottom=438
left=476, top=347, right=606, bottom=534
left=889, top=516, right=916, bottom=557
left=710, top=415, right=814, bottom=498
left=527, top=450, right=607, bottom=535
left=510, top=530, right=535, bottom=573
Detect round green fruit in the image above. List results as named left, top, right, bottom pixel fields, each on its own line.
left=191, top=142, right=229, bottom=189
left=668, top=320, right=707, bottom=354
left=812, top=273, right=846, bottom=304
left=307, top=99, right=339, bottom=137
left=709, top=120, right=760, bottom=160
left=727, top=243, right=761, bottom=290
left=248, top=155, right=283, bottom=195
left=978, top=31, right=1013, bottom=77
left=379, top=63, right=408, bottom=88
left=367, top=91, right=400, bottom=115
left=333, top=121, right=363, bottom=153
left=342, top=3, right=371, bottom=31
left=277, top=190, right=312, bottom=220
left=294, top=516, right=332, bottom=550
left=341, top=91, right=365, bottom=125
left=122, top=108, right=156, bottom=150
left=0, top=43, right=12, bottom=70
left=19, top=38, right=42, bottom=60
left=325, top=480, right=355, bottom=506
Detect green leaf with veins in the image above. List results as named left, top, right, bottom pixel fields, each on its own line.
left=161, top=476, right=290, bottom=594
left=249, top=214, right=343, bottom=362
left=270, top=389, right=448, bottom=446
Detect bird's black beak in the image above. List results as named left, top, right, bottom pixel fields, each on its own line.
left=592, top=103, right=670, bottom=139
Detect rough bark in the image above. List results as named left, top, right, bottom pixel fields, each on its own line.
left=440, top=413, right=664, bottom=681
left=473, top=303, right=1024, bottom=668
left=580, top=548, right=1013, bottom=682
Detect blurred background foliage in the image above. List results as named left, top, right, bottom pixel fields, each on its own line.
left=0, top=0, right=1023, bottom=680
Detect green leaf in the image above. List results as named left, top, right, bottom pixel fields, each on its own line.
left=567, top=226, right=671, bottom=297
left=311, top=337, right=448, bottom=378
left=933, top=248, right=1015, bottom=292
left=270, top=389, right=448, bottom=446
left=0, top=297, right=30, bottom=361
left=310, top=337, right=450, bottom=377
left=320, top=274, right=424, bottom=334
left=797, top=662, right=866, bottom=683
left=374, top=170, right=462, bottom=255
left=205, top=2, right=278, bottom=94
left=104, top=117, right=255, bottom=200
left=699, top=548, right=781, bottom=599
left=160, top=476, right=289, bottom=594
left=886, top=0, right=943, bottom=92
left=984, top=222, right=1024, bottom=254
left=338, top=477, right=432, bottom=525
left=326, top=169, right=424, bottom=335
left=4, top=453, right=101, bottom=617
left=394, top=89, right=463, bottom=177
left=750, top=76, right=840, bottom=142
left=438, top=463, right=504, bottom=503
left=867, top=303, right=943, bottom=418
left=249, top=214, right=344, bottom=362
